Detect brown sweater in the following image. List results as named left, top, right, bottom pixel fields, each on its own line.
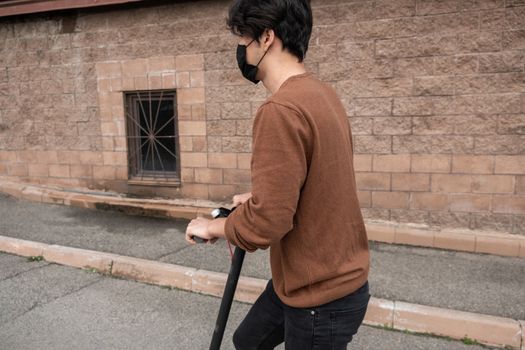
left=224, top=72, right=370, bottom=308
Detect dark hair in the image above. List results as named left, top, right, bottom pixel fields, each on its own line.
left=226, top=0, right=312, bottom=62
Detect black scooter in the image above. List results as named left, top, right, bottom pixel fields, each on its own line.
left=190, top=206, right=244, bottom=350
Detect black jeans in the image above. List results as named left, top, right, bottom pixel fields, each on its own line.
left=232, top=279, right=370, bottom=350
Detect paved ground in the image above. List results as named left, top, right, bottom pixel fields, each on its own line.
left=0, top=252, right=497, bottom=350
left=0, top=193, right=523, bottom=320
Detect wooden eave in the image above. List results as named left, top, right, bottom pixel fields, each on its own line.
left=0, top=0, right=148, bottom=17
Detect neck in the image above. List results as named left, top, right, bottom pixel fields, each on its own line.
left=261, top=60, right=307, bottom=94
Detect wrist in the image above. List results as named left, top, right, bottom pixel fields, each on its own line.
left=207, top=217, right=227, bottom=239
left=206, top=220, right=215, bottom=239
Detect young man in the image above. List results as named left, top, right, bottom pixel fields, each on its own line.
left=185, top=0, right=371, bottom=348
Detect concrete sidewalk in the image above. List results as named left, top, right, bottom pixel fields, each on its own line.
left=0, top=192, right=524, bottom=348
left=1, top=193, right=523, bottom=320
left=0, top=251, right=497, bottom=350
left=1, top=179, right=523, bottom=259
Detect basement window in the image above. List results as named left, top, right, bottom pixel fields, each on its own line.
left=124, top=90, right=180, bottom=184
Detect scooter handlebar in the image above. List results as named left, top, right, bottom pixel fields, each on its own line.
left=190, top=206, right=237, bottom=243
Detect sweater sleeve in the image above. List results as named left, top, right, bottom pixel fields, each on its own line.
left=224, top=102, right=311, bottom=252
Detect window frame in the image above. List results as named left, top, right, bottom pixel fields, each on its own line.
left=124, top=89, right=181, bottom=186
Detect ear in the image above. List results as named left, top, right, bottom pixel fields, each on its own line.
left=261, top=29, right=275, bottom=50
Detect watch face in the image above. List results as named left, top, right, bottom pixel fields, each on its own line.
left=211, top=208, right=221, bottom=218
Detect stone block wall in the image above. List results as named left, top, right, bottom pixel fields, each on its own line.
left=0, top=0, right=523, bottom=234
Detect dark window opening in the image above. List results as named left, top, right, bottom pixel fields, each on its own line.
left=124, top=90, right=180, bottom=181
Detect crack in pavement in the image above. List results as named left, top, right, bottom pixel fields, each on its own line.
left=0, top=275, right=104, bottom=328
left=0, top=261, right=52, bottom=283
left=154, top=244, right=192, bottom=261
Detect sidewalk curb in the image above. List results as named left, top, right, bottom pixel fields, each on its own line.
left=0, top=235, right=522, bottom=349
left=1, top=179, right=524, bottom=259
left=520, top=320, right=525, bottom=350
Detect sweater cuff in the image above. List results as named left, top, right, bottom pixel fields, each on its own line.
left=224, top=205, right=252, bottom=252
left=224, top=211, right=237, bottom=244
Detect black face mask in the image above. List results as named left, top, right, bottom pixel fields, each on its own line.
left=236, top=39, right=270, bottom=84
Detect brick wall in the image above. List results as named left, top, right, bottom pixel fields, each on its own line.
left=0, top=0, right=523, bottom=234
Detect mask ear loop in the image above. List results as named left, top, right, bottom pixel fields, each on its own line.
left=255, top=47, right=269, bottom=67
left=246, top=38, right=270, bottom=67
left=255, top=30, right=272, bottom=66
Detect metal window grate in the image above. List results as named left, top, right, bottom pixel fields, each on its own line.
left=124, top=90, right=180, bottom=182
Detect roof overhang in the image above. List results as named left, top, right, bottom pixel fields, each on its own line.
left=0, top=0, right=149, bottom=17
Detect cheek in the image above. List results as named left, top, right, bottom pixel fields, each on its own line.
left=247, top=48, right=259, bottom=65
